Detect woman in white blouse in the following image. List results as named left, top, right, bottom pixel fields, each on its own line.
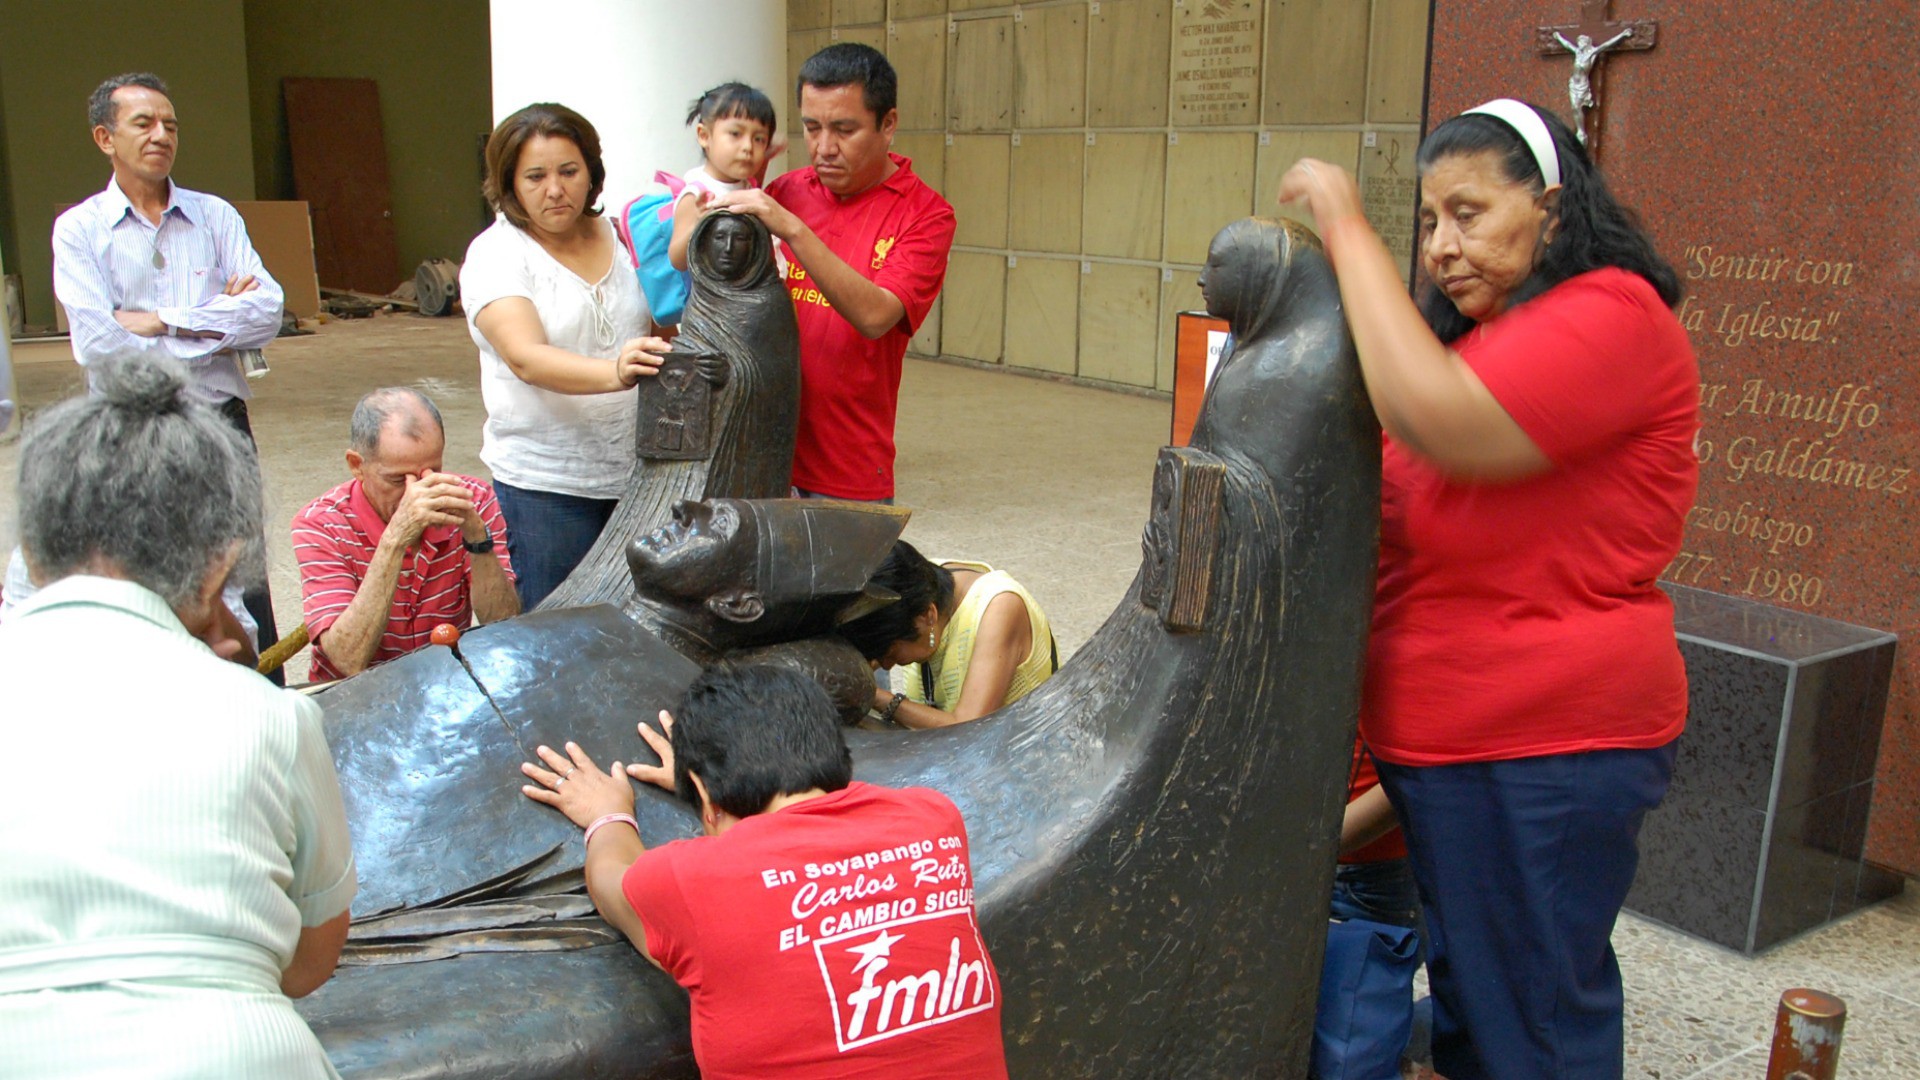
left=461, top=103, right=671, bottom=609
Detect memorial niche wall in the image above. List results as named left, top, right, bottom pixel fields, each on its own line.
left=1426, top=0, right=1920, bottom=878
left=787, top=0, right=1432, bottom=392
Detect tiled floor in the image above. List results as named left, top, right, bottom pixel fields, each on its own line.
left=4, top=315, right=1914, bottom=1076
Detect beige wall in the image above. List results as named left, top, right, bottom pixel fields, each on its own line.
left=244, top=0, right=492, bottom=282
left=791, top=0, right=1429, bottom=392
left=0, top=0, right=257, bottom=326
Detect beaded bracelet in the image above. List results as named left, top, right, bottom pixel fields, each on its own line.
left=583, top=813, right=640, bottom=847
left=880, top=691, right=908, bottom=724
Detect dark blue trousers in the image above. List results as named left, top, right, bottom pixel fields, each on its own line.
left=491, top=481, right=618, bottom=610
left=1376, top=743, right=1676, bottom=1080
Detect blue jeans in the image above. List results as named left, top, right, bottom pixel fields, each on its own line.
left=1377, top=743, right=1677, bottom=1080
left=1330, top=857, right=1422, bottom=929
left=1327, top=857, right=1431, bottom=1067
left=491, top=481, right=618, bottom=610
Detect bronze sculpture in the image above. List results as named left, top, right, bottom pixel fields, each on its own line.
left=540, top=210, right=801, bottom=612
left=298, top=217, right=1380, bottom=1078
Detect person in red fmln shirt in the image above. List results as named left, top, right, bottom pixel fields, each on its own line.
left=709, top=43, right=955, bottom=503
left=518, top=665, right=1007, bottom=1080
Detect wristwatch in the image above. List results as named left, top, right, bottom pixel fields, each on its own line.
left=462, top=534, right=495, bottom=555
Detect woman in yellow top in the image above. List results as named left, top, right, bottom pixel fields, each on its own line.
left=840, top=540, right=1056, bottom=728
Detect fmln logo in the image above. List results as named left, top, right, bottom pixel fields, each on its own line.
left=814, top=908, right=995, bottom=1050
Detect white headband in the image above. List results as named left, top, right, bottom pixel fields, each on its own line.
left=1462, top=98, right=1561, bottom=189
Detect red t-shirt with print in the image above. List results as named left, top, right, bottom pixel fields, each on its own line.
left=1361, top=267, right=1699, bottom=766
left=767, top=155, right=955, bottom=500
left=623, top=782, right=1007, bottom=1080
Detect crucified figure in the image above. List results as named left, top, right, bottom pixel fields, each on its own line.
left=1554, top=27, right=1633, bottom=145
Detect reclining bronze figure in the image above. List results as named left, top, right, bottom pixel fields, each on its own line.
left=297, top=217, right=1380, bottom=1078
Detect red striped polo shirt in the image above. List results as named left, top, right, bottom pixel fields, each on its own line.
left=292, top=476, right=514, bottom=681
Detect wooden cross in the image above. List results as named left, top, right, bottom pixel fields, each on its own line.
left=1534, top=0, right=1658, bottom=152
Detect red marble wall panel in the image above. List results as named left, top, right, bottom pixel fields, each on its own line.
left=1426, top=1, right=1919, bottom=874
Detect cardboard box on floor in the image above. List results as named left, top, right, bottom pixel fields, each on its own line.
left=53, top=200, right=321, bottom=332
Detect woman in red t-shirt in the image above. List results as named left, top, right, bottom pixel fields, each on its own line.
left=1279, top=99, right=1697, bottom=1080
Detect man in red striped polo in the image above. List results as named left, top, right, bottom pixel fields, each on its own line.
left=293, top=387, right=519, bottom=681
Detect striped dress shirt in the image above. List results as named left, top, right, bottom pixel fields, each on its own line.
left=293, top=476, right=515, bottom=681
left=0, top=575, right=355, bottom=1078
left=52, top=177, right=284, bottom=403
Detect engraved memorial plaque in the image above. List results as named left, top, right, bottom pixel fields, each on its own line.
left=1358, top=134, right=1420, bottom=284
left=1172, top=0, right=1261, bottom=126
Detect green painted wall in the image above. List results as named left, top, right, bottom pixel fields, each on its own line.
left=0, top=0, right=256, bottom=326
left=244, top=0, right=492, bottom=287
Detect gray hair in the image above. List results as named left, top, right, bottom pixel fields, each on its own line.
left=88, top=72, right=170, bottom=131
left=349, top=387, right=445, bottom=458
left=18, top=355, right=264, bottom=609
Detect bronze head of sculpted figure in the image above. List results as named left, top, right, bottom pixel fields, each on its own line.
left=626, top=497, right=907, bottom=652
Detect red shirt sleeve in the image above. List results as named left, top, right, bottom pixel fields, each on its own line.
left=623, top=842, right=696, bottom=979
left=468, top=480, right=517, bottom=584
left=871, top=198, right=955, bottom=336
left=291, top=503, right=361, bottom=640
left=1467, top=268, right=1691, bottom=466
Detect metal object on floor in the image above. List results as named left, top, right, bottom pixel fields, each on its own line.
left=323, top=293, right=381, bottom=319
left=414, top=258, right=462, bottom=317
left=1765, top=988, right=1845, bottom=1080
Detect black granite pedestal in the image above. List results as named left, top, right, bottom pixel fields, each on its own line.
left=1626, top=585, right=1904, bottom=954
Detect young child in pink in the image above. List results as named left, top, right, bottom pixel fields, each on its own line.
left=667, top=82, right=780, bottom=273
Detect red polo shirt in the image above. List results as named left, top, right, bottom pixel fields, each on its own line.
left=768, top=154, right=955, bottom=500
left=292, top=476, right=513, bottom=681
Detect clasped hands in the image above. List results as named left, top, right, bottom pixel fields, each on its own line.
left=386, top=472, right=485, bottom=551
left=115, top=272, right=261, bottom=338
left=519, top=711, right=679, bottom=830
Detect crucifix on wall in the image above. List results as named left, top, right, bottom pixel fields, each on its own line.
left=1534, top=0, right=1659, bottom=151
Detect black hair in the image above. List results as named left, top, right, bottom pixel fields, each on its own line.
left=796, top=43, right=897, bottom=121
left=836, top=540, right=954, bottom=661
left=670, top=665, right=853, bottom=818
left=686, top=81, right=777, bottom=139
left=1415, top=101, right=1680, bottom=343
left=88, top=73, right=169, bottom=130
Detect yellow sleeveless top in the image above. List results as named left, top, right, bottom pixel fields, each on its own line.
left=902, top=560, right=1056, bottom=712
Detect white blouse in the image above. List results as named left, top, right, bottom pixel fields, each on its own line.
left=460, top=216, right=651, bottom=499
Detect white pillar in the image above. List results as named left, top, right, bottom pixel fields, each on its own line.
left=488, top=0, right=789, bottom=209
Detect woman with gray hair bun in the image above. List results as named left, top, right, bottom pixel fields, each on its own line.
left=0, top=355, right=357, bottom=1078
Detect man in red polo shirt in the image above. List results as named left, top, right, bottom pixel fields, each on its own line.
left=711, top=43, right=955, bottom=502
left=292, top=387, right=518, bottom=680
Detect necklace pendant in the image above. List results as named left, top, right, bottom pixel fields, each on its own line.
left=152, top=249, right=166, bottom=269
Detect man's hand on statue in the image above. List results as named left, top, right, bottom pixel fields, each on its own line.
left=615, top=336, right=671, bottom=387
left=1276, top=158, right=1367, bottom=232
left=222, top=273, right=260, bottom=296
left=625, top=711, right=677, bottom=793
left=114, top=310, right=168, bottom=337
left=706, top=189, right=801, bottom=241
left=521, top=741, right=636, bottom=828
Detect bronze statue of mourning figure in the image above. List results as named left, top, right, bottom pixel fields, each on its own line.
left=541, top=210, right=801, bottom=611
left=624, top=496, right=907, bottom=718
left=300, top=216, right=1381, bottom=1080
